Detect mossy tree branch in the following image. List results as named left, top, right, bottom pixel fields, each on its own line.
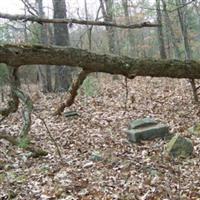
left=1, top=44, right=200, bottom=79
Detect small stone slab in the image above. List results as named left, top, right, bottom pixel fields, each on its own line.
left=126, top=123, right=169, bottom=143
left=166, top=134, right=193, bottom=158
left=129, top=117, right=158, bottom=129
left=64, top=111, right=79, bottom=118
left=90, top=151, right=103, bottom=162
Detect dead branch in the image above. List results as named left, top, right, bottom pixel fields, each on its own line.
left=53, top=70, right=90, bottom=115
left=169, top=0, right=195, bottom=12
left=0, top=12, right=159, bottom=29
left=33, top=112, right=62, bottom=159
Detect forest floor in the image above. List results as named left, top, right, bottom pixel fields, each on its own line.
left=0, top=75, right=200, bottom=200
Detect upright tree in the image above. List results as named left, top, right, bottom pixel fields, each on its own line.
left=52, top=0, right=72, bottom=91
left=176, top=0, right=198, bottom=102
left=36, top=0, right=53, bottom=92
left=156, top=0, right=167, bottom=59
left=121, top=0, right=136, bottom=57
left=161, top=0, right=181, bottom=59
left=99, top=0, right=119, bottom=54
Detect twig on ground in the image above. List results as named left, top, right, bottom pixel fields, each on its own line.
left=33, top=112, right=62, bottom=159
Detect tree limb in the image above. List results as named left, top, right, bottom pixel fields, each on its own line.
left=1, top=44, right=200, bottom=79
left=53, top=70, right=90, bottom=115
left=169, top=0, right=195, bottom=12
left=0, top=12, right=159, bottom=29
left=21, top=0, right=39, bottom=16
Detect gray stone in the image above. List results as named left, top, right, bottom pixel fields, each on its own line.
left=64, top=111, right=79, bottom=118
left=188, top=123, right=200, bottom=137
left=90, top=151, right=103, bottom=162
left=129, top=117, right=158, bottom=129
left=126, top=123, right=169, bottom=143
left=166, top=134, right=193, bottom=158
left=83, top=161, right=94, bottom=168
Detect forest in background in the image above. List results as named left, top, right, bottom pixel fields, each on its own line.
left=1, top=0, right=200, bottom=89
left=1, top=0, right=200, bottom=199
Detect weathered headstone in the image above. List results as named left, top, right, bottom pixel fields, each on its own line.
left=165, top=134, right=193, bottom=158
left=126, top=118, right=169, bottom=143
left=129, top=118, right=157, bottom=129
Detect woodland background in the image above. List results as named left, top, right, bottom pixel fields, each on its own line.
left=0, top=0, right=200, bottom=199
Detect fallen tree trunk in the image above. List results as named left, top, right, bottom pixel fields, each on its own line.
left=0, top=44, right=200, bottom=79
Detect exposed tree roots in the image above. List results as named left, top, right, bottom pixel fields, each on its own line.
left=14, top=89, right=33, bottom=137
left=0, top=131, right=48, bottom=158
left=0, top=66, right=47, bottom=157
left=0, top=68, right=19, bottom=118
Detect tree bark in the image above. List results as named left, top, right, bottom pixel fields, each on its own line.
left=1, top=44, right=200, bottom=79
left=121, top=0, right=136, bottom=57
left=84, top=0, right=92, bottom=50
left=100, top=0, right=120, bottom=80
left=156, top=0, right=167, bottom=59
left=36, top=0, right=53, bottom=93
left=176, top=0, right=198, bottom=102
left=52, top=0, right=72, bottom=92
left=0, top=12, right=159, bottom=29
left=161, top=0, right=181, bottom=59
left=100, top=0, right=120, bottom=55
left=54, top=70, right=90, bottom=115
left=0, top=67, right=19, bottom=117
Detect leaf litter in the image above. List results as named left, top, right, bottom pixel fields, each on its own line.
left=0, top=76, right=200, bottom=199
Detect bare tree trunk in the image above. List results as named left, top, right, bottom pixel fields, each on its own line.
left=100, top=0, right=120, bottom=79
left=176, top=0, right=198, bottom=102
left=161, top=0, right=181, bottom=59
left=121, top=0, right=136, bottom=57
left=84, top=0, right=92, bottom=50
left=99, top=0, right=117, bottom=54
left=194, top=2, right=200, bottom=57
left=194, top=2, right=200, bottom=26
left=53, top=0, right=104, bottom=115
left=36, top=0, right=53, bottom=93
left=52, top=0, right=72, bottom=92
left=23, top=5, right=28, bottom=42
left=156, top=0, right=167, bottom=59
left=1, top=86, right=4, bottom=102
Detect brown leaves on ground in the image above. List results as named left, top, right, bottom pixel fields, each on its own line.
left=0, top=76, right=200, bottom=199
